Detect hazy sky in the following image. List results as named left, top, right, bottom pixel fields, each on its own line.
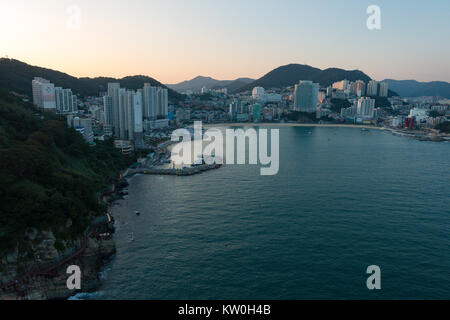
left=1, top=0, right=449, bottom=83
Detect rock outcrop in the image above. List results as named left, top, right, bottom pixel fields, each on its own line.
left=0, top=229, right=115, bottom=300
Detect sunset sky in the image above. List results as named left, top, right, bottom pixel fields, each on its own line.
left=1, top=0, right=449, bottom=84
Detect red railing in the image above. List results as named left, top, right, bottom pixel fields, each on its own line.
left=0, top=218, right=112, bottom=296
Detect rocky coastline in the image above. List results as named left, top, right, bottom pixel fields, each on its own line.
left=0, top=235, right=115, bottom=300
left=0, top=178, right=129, bottom=300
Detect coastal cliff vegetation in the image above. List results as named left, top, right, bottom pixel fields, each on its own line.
left=0, top=89, right=133, bottom=257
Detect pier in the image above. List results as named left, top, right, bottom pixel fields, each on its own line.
left=124, top=163, right=222, bottom=178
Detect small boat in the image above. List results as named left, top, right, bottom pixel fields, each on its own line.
left=135, top=210, right=141, bottom=216
left=129, top=233, right=135, bottom=242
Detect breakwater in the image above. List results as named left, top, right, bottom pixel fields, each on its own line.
left=124, top=163, right=222, bottom=178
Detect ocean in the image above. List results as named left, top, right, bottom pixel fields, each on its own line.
left=96, top=126, right=450, bottom=299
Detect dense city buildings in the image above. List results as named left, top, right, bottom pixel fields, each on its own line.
left=30, top=75, right=449, bottom=152
left=102, top=83, right=169, bottom=148
left=366, top=80, right=389, bottom=97
left=32, top=77, right=78, bottom=113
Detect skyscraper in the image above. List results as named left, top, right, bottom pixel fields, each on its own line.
left=142, top=83, right=157, bottom=120
left=252, top=103, right=261, bottom=122
left=125, top=90, right=135, bottom=141
left=71, top=95, right=78, bottom=113
left=107, top=83, right=121, bottom=137
left=133, top=91, right=144, bottom=149
left=357, top=97, right=375, bottom=118
left=367, top=80, right=378, bottom=96
left=103, top=96, right=113, bottom=125
left=294, top=81, right=319, bottom=113
left=229, top=99, right=241, bottom=121
left=252, top=87, right=265, bottom=101
left=32, top=77, right=56, bottom=111
left=55, top=87, right=76, bottom=113
left=118, top=88, right=128, bottom=140
left=332, top=79, right=349, bottom=91
left=156, top=87, right=168, bottom=119
left=355, top=80, right=366, bottom=97
left=378, top=82, right=389, bottom=97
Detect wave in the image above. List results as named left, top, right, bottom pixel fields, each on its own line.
left=68, top=291, right=105, bottom=300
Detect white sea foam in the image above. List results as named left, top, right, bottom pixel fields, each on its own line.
left=68, top=291, right=104, bottom=300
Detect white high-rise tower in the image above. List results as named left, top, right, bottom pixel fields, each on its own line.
left=32, top=77, right=56, bottom=111
left=294, top=81, right=319, bottom=113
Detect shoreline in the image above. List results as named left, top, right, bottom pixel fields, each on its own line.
left=204, top=122, right=384, bottom=130
left=203, top=122, right=449, bottom=142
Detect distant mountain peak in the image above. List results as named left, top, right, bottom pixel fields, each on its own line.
left=167, top=76, right=254, bottom=93
left=236, top=64, right=371, bottom=92
left=192, top=75, right=215, bottom=80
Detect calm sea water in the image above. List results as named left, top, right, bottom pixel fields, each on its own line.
left=97, top=126, right=449, bottom=299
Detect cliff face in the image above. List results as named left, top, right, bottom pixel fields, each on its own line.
left=0, top=232, right=115, bottom=300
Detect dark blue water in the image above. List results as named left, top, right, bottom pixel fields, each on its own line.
left=98, top=126, right=450, bottom=299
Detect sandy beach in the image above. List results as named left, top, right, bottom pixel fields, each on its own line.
left=203, top=122, right=384, bottom=130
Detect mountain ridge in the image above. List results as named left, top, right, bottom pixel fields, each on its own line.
left=236, top=64, right=373, bottom=92
left=0, top=58, right=184, bottom=101
left=383, top=79, right=450, bottom=98
left=2, top=59, right=448, bottom=99
left=167, top=76, right=254, bottom=93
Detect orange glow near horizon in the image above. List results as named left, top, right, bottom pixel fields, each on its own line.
left=1, top=0, right=449, bottom=84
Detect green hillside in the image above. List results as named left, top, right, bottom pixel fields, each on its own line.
left=0, top=90, right=133, bottom=255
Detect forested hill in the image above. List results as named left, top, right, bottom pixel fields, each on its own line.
left=237, top=64, right=372, bottom=92
left=0, top=90, right=133, bottom=255
left=0, top=58, right=185, bottom=102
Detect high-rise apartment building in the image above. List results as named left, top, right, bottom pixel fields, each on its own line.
left=142, top=83, right=157, bottom=120
left=357, top=97, right=375, bottom=118
left=294, top=81, right=319, bottom=113
left=367, top=80, right=378, bottom=96
left=32, top=77, right=56, bottom=111
left=133, top=91, right=144, bottom=149
left=118, top=88, right=128, bottom=140
left=103, top=83, right=169, bottom=143
left=378, top=82, right=389, bottom=97
left=107, top=83, right=121, bottom=137
left=332, top=79, right=349, bottom=91
left=252, top=103, right=261, bottom=122
left=252, top=87, right=265, bottom=101
left=156, top=87, right=168, bottom=119
left=103, top=96, right=113, bottom=126
left=355, top=80, right=366, bottom=97
left=55, top=87, right=77, bottom=113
